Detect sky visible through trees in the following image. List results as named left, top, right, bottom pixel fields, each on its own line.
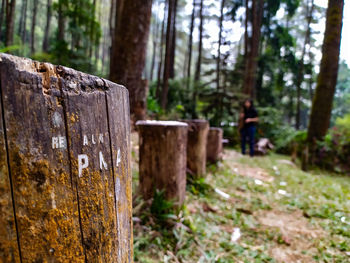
left=0, top=0, right=349, bottom=172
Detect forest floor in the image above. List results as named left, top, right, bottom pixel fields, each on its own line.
left=131, top=132, right=350, bottom=263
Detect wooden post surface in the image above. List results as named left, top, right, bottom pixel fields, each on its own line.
left=136, top=120, right=188, bottom=205
left=206, top=127, right=223, bottom=163
left=185, top=119, right=209, bottom=177
left=0, top=53, right=132, bottom=262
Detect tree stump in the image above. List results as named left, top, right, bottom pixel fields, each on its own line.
left=136, top=120, right=188, bottom=205
left=0, top=54, right=132, bottom=262
left=185, top=119, right=209, bottom=177
left=206, top=127, right=223, bottom=163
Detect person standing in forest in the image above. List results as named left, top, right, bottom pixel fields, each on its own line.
left=239, top=99, right=259, bottom=156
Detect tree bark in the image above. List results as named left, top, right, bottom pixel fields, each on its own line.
left=296, top=0, right=314, bottom=130
left=186, top=0, right=196, bottom=90
left=42, top=0, right=52, bottom=52
left=307, top=0, right=344, bottom=141
left=0, top=0, right=5, bottom=41
left=185, top=119, right=209, bottom=178
left=57, top=0, right=65, bottom=42
left=30, top=0, right=38, bottom=54
left=0, top=53, right=132, bottom=262
left=150, top=2, right=160, bottom=81
left=194, top=0, right=204, bottom=83
left=137, top=120, right=188, bottom=205
left=156, top=1, right=167, bottom=99
left=109, top=0, right=116, bottom=44
left=242, top=0, right=263, bottom=98
left=192, top=0, right=204, bottom=118
left=244, top=0, right=249, bottom=59
left=110, top=0, right=152, bottom=121
left=5, top=0, right=16, bottom=47
left=169, top=0, right=178, bottom=79
left=216, top=0, right=225, bottom=91
left=160, top=0, right=176, bottom=110
left=17, top=0, right=24, bottom=37
left=88, top=0, right=97, bottom=67
left=206, top=127, right=223, bottom=163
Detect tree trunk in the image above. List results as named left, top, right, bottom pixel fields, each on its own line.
left=57, top=0, right=65, bottom=42
left=185, top=119, right=209, bottom=178
left=89, top=0, right=97, bottom=57
left=307, top=0, right=344, bottom=141
left=186, top=0, right=196, bottom=90
left=5, top=0, right=16, bottom=47
left=242, top=0, right=263, bottom=98
left=150, top=2, right=160, bottom=81
left=17, top=0, right=24, bottom=36
left=0, top=53, right=132, bottom=262
left=110, top=0, right=152, bottom=121
left=21, top=0, right=27, bottom=44
left=160, top=0, right=176, bottom=110
left=156, top=1, right=167, bottom=99
left=42, top=0, right=52, bottom=52
left=192, top=0, right=204, bottom=118
left=296, top=0, right=314, bottom=130
left=244, top=0, right=249, bottom=59
left=206, top=127, right=223, bottom=163
left=194, top=0, right=204, bottom=83
left=216, top=0, right=225, bottom=91
left=137, top=120, right=188, bottom=205
left=30, top=0, right=38, bottom=54
left=109, top=0, right=116, bottom=44
left=0, top=0, right=5, bottom=41
left=169, top=0, right=178, bottom=79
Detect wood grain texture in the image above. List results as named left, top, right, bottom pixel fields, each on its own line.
left=206, top=127, right=223, bottom=163
left=59, top=66, right=119, bottom=262
left=105, top=81, right=133, bottom=262
left=0, top=54, right=84, bottom=262
left=137, top=121, right=188, bottom=205
left=185, top=119, right=209, bottom=178
left=0, top=71, right=20, bottom=262
left=0, top=53, right=132, bottom=262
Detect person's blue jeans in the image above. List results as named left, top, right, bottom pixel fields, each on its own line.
left=241, top=126, right=256, bottom=156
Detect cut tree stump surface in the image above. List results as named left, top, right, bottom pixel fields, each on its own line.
left=0, top=53, right=132, bottom=262
left=136, top=120, right=188, bottom=205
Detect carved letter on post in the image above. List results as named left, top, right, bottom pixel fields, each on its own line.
left=0, top=54, right=132, bottom=262
left=136, top=120, right=188, bottom=205
left=185, top=119, right=209, bottom=178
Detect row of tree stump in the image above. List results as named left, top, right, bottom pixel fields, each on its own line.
left=0, top=54, right=223, bottom=262
left=136, top=119, right=223, bottom=205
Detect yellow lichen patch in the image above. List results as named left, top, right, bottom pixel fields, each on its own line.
left=75, top=166, right=118, bottom=262
left=69, top=113, right=79, bottom=123
left=8, top=148, right=84, bottom=262
left=0, top=147, right=20, bottom=262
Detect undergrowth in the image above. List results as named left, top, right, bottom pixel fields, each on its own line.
left=132, top=150, right=350, bottom=262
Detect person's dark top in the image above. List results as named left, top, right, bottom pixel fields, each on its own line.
left=243, top=107, right=258, bottom=128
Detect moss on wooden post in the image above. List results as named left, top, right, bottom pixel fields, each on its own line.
left=0, top=54, right=132, bottom=262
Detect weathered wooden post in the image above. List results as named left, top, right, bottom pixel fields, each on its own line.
left=185, top=119, right=209, bottom=177
left=136, top=120, right=188, bottom=205
left=206, top=127, right=223, bottom=163
left=0, top=54, right=132, bottom=262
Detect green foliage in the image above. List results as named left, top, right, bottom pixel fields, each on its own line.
left=150, top=190, right=177, bottom=223
left=34, top=0, right=102, bottom=72
left=332, top=61, right=350, bottom=124
left=186, top=176, right=212, bottom=196
left=256, top=107, right=297, bottom=143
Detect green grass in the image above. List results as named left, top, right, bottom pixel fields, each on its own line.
left=132, top=150, right=350, bottom=262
